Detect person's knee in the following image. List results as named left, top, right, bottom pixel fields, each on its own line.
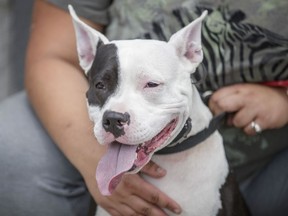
left=0, top=92, right=91, bottom=215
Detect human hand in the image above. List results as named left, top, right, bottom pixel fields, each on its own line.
left=209, top=83, right=288, bottom=135
left=93, top=161, right=182, bottom=216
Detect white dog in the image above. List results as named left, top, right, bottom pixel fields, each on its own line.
left=69, top=5, right=249, bottom=216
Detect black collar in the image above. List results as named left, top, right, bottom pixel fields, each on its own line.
left=156, top=112, right=226, bottom=155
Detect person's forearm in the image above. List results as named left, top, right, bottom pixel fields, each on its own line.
left=25, top=55, right=107, bottom=202
left=24, top=0, right=106, bottom=200
left=25, top=57, right=105, bottom=177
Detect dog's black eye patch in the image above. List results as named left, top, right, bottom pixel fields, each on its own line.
left=86, top=43, right=119, bottom=107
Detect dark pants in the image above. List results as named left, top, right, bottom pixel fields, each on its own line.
left=240, top=148, right=288, bottom=216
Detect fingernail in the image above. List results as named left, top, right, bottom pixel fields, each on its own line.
left=173, top=208, right=182, bottom=214
left=156, top=167, right=166, bottom=175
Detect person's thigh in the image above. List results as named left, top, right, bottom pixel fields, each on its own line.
left=241, top=148, right=288, bottom=216
left=0, top=91, right=91, bottom=216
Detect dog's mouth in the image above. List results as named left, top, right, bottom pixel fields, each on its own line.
left=96, top=118, right=178, bottom=196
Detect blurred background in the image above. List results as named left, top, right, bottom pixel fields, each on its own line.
left=0, top=0, right=33, bottom=101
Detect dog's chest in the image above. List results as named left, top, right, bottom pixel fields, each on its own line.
left=143, top=133, right=229, bottom=216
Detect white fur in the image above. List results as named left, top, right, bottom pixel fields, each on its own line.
left=69, top=6, right=229, bottom=216
left=95, top=87, right=229, bottom=216
left=142, top=87, right=229, bottom=215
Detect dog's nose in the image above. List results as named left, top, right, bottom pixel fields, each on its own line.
left=102, top=111, right=130, bottom=138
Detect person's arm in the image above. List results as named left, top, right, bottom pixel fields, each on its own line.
left=25, top=1, right=181, bottom=215
left=25, top=0, right=106, bottom=207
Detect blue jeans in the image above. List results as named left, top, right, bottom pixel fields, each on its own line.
left=0, top=92, right=90, bottom=216
left=0, top=91, right=287, bottom=216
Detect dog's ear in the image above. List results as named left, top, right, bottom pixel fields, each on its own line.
left=168, top=11, right=207, bottom=71
left=68, top=5, right=109, bottom=75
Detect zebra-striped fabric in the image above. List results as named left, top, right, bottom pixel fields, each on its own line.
left=137, top=5, right=288, bottom=92
left=199, top=6, right=288, bottom=91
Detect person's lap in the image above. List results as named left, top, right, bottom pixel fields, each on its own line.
left=240, top=147, right=288, bottom=216
left=1, top=91, right=287, bottom=216
left=0, top=91, right=90, bottom=216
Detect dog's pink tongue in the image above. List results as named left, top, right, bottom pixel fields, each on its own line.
left=96, top=142, right=138, bottom=196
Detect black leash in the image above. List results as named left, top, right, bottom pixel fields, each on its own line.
left=156, top=112, right=226, bottom=155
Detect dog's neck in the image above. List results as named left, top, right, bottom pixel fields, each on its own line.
left=188, top=85, right=213, bottom=136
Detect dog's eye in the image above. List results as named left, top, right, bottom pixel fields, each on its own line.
left=95, top=82, right=105, bottom=90
left=145, top=82, right=160, bottom=88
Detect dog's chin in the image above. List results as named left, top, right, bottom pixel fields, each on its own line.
left=96, top=118, right=179, bottom=196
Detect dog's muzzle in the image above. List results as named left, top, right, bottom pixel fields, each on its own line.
left=102, top=111, right=131, bottom=138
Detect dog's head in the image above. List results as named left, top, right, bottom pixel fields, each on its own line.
left=69, top=5, right=207, bottom=195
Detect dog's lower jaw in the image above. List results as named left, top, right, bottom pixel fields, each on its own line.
left=144, top=132, right=229, bottom=216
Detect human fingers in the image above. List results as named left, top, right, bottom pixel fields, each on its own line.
left=210, top=84, right=241, bottom=102
left=109, top=200, right=148, bottom=216
left=209, top=85, right=244, bottom=115
left=210, top=84, right=288, bottom=135
left=243, top=119, right=264, bottom=136
left=119, top=174, right=182, bottom=215
left=235, top=85, right=288, bottom=134
left=209, top=91, right=244, bottom=115
left=99, top=195, right=146, bottom=216
left=101, top=174, right=158, bottom=215
left=229, top=107, right=264, bottom=136
left=107, top=209, right=121, bottom=216
left=123, top=194, right=170, bottom=216
left=140, top=160, right=166, bottom=178
left=230, top=105, right=256, bottom=128
left=211, top=85, right=263, bottom=133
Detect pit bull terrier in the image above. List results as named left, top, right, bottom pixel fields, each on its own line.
left=69, top=5, right=250, bottom=216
